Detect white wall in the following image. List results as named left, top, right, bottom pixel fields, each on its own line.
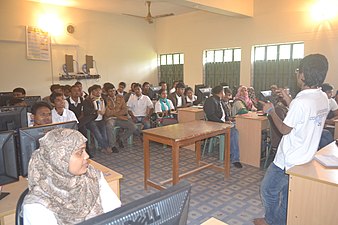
left=0, top=0, right=158, bottom=96
left=155, top=0, right=338, bottom=89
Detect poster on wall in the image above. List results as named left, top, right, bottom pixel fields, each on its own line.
left=26, top=26, right=50, bottom=61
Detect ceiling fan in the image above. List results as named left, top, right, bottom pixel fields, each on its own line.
left=123, top=1, right=174, bottom=24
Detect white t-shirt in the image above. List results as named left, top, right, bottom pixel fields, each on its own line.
left=329, top=98, right=338, bottom=111
left=155, top=99, right=175, bottom=113
left=23, top=172, right=121, bottom=225
left=186, top=95, right=197, bottom=103
left=274, top=89, right=329, bottom=171
left=127, top=94, right=153, bottom=117
left=52, top=108, right=78, bottom=123
left=176, top=94, right=183, bottom=108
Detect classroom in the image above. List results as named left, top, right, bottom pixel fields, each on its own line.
left=1, top=0, right=338, bottom=225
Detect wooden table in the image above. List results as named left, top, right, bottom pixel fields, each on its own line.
left=236, top=112, right=269, bottom=167
left=0, top=160, right=122, bottom=225
left=286, top=142, right=338, bottom=225
left=177, top=107, right=204, bottom=123
left=143, top=120, right=231, bottom=190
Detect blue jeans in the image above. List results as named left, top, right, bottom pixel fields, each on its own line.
left=87, top=120, right=110, bottom=149
left=230, top=127, right=240, bottom=163
left=319, top=128, right=333, bottom=149
left=260, top=163, right=289, bottom=225
left=135, top=116, right=151, bottom=129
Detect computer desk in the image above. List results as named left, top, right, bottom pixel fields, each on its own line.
left=143, top=120, right=231, bottom=190
left=0, top=160, right=123, bottom=225
left=177, top=107, right=204, bottom=123
left=286, top=142, right=338, bottom=225
left=236, top=112, right=269, bottom=167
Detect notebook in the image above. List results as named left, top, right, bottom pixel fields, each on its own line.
left=314, top=154, right=338, bottom=168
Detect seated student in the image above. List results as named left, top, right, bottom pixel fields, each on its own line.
left=66, top=85, right=84, bottom=121
left=184, top=87, right=198, bottom=106
left=204, top=86, right=242, bottom=168
left=159, top=81, right=167, bottom=92
left=9, top=87, right=28, bottom=106
left=83, top=85, right=113, bottom=154
left=320, top=83, right=338, bottom=125
left=232, top=86, right=257, bottom=115
left=74, top=81, right=88, bottom=98
left=43, top=84, right=69, bottom=108
left=248, top=87, right=260, bottom=110
left=51, top=92, right=78, bottom=124
left=23, top=128, right=121, bottom=225
left=127, top=83, right=154, bottom=130
left=169, top=81, right=179, bottom=94
left=104, top=83, right=137, bottom=152
left=30, top=101, right=53, bottom=126
left=335, top=90, right=338, bottom=105
left=124, top=82, right=136, bottom=103
left=168, top=82, right=188, bottom=110
left=62, top=85, right=71, bottom=99
left=154, top=88, right=177, bottom=126
left=116, top=81, right=127, bottom=98
left=142, top=82, right=154, bottom=100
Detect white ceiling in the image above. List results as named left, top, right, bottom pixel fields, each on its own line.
left=30, top=0, right=253, bottom=19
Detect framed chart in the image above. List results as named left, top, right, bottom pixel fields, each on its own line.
left=26, top=26, right=50, bottom=61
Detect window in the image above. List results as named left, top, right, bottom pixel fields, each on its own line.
left=204, top=48, right=241, bottom=90
left=159, top=53, right=184, bottom=91
left=253, top=42, right=304, bottom=97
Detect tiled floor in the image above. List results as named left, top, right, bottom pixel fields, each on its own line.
left=91, top=138, right=265, bottom=225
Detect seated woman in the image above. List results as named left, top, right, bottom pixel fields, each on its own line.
left=154, top=89, right=177, bottom=126
left=232, top=86, right=257, bottom=115
left=184, top=87, right=198, bottom=106
left=23, top=128, right=121, bottom=225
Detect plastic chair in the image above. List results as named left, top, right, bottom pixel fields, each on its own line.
left=113, top=126, right=133, bottom=146
left=202, top=114, right=226, bottom=161
left=86, top=129, right=99, bottom=150
left=15, top=188, right=29, bottom=225
left=202, top=134, right=225, bottom=161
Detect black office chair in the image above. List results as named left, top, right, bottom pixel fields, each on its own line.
left=15, top=188, right=29, bottom=225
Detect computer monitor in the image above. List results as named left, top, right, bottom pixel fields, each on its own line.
left=78, top=180, right=191, bottom=225
left=0, top=106, right=28, bottom=132
left=197, top=87, right=212, bottom=105
left=24, top=96, right=41, bottom=113
left=0, top=131, right=19, bottom=200
left=150, top=86, right=162, bottom=100
left=194, top=84, right=206, bottom=96
left=260, top=90, right=272, bottom=102
left=0, top=92, right=13, bottom=107
left=19, top=121, right=78, bottom=177
left=65, top=54, right=74, bottom=73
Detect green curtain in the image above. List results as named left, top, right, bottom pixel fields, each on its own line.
left=253, top=59, right=301, bottom=97
left=205, top=61, right=240, bottom=90
left=159, top=64, right=184, bottom=89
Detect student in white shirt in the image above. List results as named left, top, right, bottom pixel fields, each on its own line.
left=23, top=128, right=121, bottom=225
left=51, top=92, right=78, bottom=124
left=254, top=54, right=329, bottom=225
left=184, top=87, right=197, bottom=106
left=127, top=83, right=154, bottom=129
left=168, top=82, right=188, bottom=110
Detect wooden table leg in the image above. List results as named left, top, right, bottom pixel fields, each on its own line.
left=172, top=144, right=180, bottom=185
left=195, top=140, right=201, bottom=164
left=224, top=129, right=231, bottom=178
left=143, top=135, right=150, bottom=190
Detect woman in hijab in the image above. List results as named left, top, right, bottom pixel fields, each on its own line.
left=23, top=128, right=121, bottom=225
left=232, top=86, right=257, bottom=115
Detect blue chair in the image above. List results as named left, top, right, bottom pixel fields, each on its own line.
left=202, top=134, right=225, bottom=161
left=113, top=123, right=143, bottom=146
left=86, top=129, right=99, bottom=151
left=15, top=188, right=29, bottom=225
